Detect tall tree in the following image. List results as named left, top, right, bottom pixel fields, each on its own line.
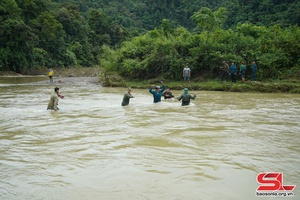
left=191, top=7, right=227, bottom=32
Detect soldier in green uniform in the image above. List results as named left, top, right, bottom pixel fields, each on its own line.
left=239, top=62, right=247, bottom=82
left=121, top=87, right=134, bottom=106
left=177, top=88, right=196, bottom=106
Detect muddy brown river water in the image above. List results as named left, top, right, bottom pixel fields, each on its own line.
left=0, top=77, right=299, bottom=200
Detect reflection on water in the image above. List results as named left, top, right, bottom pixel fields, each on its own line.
left=0, top=78, right=300, bottom=200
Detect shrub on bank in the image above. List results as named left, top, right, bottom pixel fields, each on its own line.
left=121, top=79, right=300, bottom=93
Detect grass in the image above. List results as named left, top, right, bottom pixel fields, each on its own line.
left=98, top=70, right=300, bottom=93
left=118, top=79, right=300, bottom=93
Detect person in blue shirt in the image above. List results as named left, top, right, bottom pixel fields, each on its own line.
left=251, top=61, right=257, bottom=81
left=229, top=62, right=237, bottom=83
left=149, top=81, right=165, bottom=103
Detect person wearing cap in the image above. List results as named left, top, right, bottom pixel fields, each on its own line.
left=177, top=88, right=196, bottom=106
left=122, top=87, right=134, bottom=106
left=149, top=81, right=166, bottom=103
left=220, top=61, right=229, bottom=82
left=47, top=87, right=64, bottom=111
left=162, top=88, right=174, bottom=99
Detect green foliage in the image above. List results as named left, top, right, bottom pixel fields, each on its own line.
left=0, top=0, right=299, bottom=81
left=101, top=26, right=196, bottom=80
left=100, top=18, right=300, bottom=81
left=0, top=0, right=21, bottom=19
left=122, top=79, right=300, bottom=93
left=191, top=7, right=227, bottom=31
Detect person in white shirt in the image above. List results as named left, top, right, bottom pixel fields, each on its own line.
left=183, top=63, right=191, bottom=83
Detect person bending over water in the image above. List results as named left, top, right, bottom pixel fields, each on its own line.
left=177, top=88, right=196, bottom=106
left=149, top=81, right=165, bottom=103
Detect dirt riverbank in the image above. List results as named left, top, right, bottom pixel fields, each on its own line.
left=0, top=67, right=102, bottom=86
left=30, top=76, right=101, bottom=86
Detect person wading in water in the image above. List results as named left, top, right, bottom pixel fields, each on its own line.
left=121, top=87, right=134, bottom=106
left=177, top=88, right=196, bottom=106
left=149, top=81, right=165, bottom=103
left=47, top=87, right=64, bottom=111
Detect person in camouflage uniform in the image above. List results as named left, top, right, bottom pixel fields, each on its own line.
left=122, top=87, right=134, bottom=106
left=177, top=88, right=196, bottom=106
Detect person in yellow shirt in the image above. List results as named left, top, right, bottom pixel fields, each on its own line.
left=48, top=68, right=54, bottom=83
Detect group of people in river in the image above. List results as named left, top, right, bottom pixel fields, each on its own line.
left=47, top=61, right=258, bottom=110
left=220, top=60, right=257, bottom=83
left=47, top=82, right=196, bottom=111
left=122, top=81, right=196, bottom=107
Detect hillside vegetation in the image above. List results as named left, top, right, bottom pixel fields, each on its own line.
left=0, top=0, right=299, bottom=81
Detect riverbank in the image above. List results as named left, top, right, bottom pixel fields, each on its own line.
left=33, top=76, right=101, bottom=86
left=0, top=67, right=102, bottom=86
left=1, top=67, right=300, bottom=93
left=122, top=80, right=300, bottom=93
left=99, top=70, right=300, bottom=93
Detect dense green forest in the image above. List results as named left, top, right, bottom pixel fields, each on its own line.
left=0, top=0, right=299, bottom=80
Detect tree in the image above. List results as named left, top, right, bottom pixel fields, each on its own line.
left=191, top=7, right=227, bottom=32
left=0, top=0, right=36, bottom=72
left=56, top=4, right=94, bottom=66
left=34, top=11, right=68, bottom=67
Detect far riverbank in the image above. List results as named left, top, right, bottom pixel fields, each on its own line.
left=1, top=67, right=300, bottom=93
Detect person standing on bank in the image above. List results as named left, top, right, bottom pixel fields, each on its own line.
left=149, top=81, right=165, bottom=103
left=183, top=63, right=191, bottom=84
left=239, top=62, right=247, bottom=82
left=251, top=61, right=257, bottom=81
left=121, top=87, right=134, bottom=106
left=48, top=68, right=54, bottom=83
left=229, top=62, right=237, bottom=83
left=47, top=87, right=64, bottom=111
left=221, top=61, right=229, bottom=82
left=177, top=88, right=196, bottom=106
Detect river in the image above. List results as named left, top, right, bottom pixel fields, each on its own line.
left=0, top=77, right=299, bottom=200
